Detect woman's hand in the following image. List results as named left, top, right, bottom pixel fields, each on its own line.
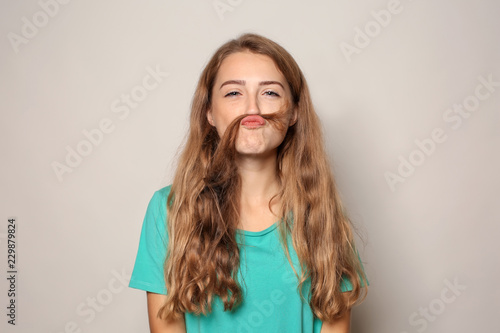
left=147, top=292, right=186, bottom=333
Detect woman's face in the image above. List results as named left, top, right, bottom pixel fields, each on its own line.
left=208, top=51, right=295, bottom=158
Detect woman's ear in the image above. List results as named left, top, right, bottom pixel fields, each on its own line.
left=289, top=107, right=298, bottom=126
left=207, top=109, right=215, bottom=126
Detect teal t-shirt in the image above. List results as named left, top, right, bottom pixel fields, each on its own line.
left=129, top=186, right=362, bottom=333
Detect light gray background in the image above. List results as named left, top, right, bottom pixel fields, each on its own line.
left=1, top=0, right=499, bottom=332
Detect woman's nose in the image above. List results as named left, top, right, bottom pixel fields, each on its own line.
left=245, top=95, right=261, bottom=115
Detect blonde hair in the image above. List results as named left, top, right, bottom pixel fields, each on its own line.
left=159, top=33, right=367, bottom=322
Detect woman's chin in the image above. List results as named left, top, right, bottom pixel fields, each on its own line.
left=235, top=145, right=279, bottom=160
left=235, top=134, right=283, bottom=157
left=235, top=146, right=266, bottom=156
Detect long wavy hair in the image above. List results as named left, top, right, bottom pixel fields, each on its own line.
left=159, top=33, right=368, bottom=322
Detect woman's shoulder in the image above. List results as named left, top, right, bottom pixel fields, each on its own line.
left=149, top=184, right=172, bottom=205
left=144, top=185, right=172, bottom=222
left=154, top=184, right=172, bottom=200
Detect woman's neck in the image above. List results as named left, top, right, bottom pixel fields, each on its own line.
left=235, top=150, right=281, bottom=231
left=236, top=150, right=279, bottom=197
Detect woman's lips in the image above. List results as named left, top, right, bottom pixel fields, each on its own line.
left=240, top=115, right=266, bottom=129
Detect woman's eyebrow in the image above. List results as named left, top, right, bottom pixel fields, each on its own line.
left=259, top=81, right=284, bottom=89
left=219, top=80, right=284, bottom=90
left=220, top=80, right=245, bottom=89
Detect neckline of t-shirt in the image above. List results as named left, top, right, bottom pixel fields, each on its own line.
left=236, top=221, right=279, bottom=237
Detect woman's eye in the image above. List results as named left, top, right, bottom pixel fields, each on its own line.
left=224, top=91, right=240, bottom=97
left=264, top=91, right=280, bottom=97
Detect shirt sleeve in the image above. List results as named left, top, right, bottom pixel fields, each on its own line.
left=128, top=186, right=171, bottom=295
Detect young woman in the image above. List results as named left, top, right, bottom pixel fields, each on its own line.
left=129, top=33, right=368, bottom=333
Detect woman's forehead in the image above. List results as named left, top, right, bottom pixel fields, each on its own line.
left=216, top=52, right=286, bottom=83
